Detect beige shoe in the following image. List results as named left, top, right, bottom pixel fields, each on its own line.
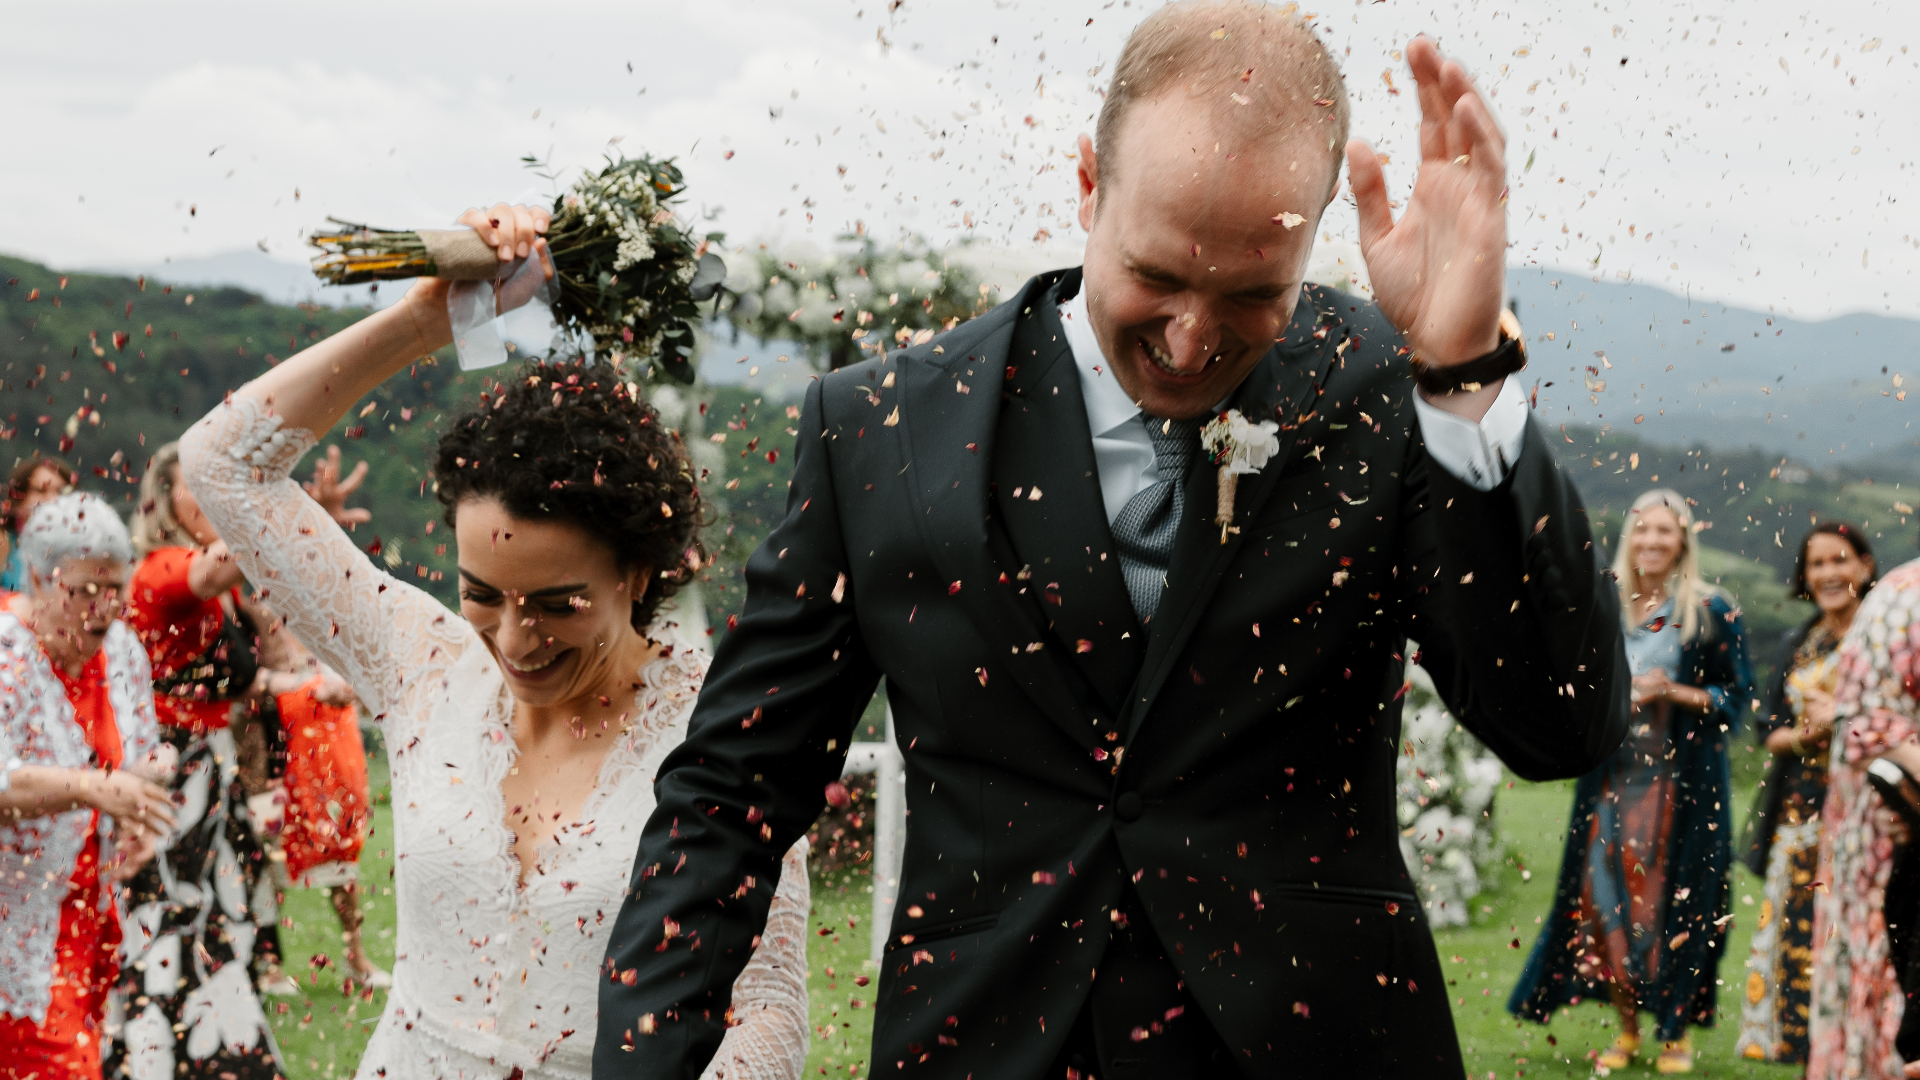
left=1655, top=1036, right=1694, bottom=1074
left=258, top=970, right=300, bottom=997
left=1596, top=1031, right=1641, bottom=1070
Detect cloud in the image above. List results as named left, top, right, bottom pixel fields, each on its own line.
left=0, top=0, right=1911, bottom=317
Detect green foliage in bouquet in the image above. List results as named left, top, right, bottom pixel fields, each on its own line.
left=539, top=155, right=717, bottom=384
left=721, top=234, right=992, bottom=371
left=309, top=154, right=721, bottom=384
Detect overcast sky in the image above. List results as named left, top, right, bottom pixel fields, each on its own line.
left=3, top=0, right=1913, bottom=319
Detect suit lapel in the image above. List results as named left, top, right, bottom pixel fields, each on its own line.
left=991, top=274, right=1144, bottom=716
left=1122, top=285, right=1346, bottom=741
left=898, top=272, right=1104, bottom=750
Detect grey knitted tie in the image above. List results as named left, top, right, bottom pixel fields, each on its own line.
left=1113, top=415, right=1201, bottom=623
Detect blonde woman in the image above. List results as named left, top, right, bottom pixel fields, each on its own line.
left=1510, top=489, right=1752, bottom=1074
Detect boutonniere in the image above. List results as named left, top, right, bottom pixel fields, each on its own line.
left=1201, top=409, right=1282, bottom=544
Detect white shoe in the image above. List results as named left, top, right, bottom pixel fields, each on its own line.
left=351, top=965, right=393, bottom=990
left=259, top=972, right=300, bottom=997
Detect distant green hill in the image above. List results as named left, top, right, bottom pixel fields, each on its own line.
left=1, top=255, right=468, bottom=601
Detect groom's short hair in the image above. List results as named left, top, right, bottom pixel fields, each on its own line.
left=1096, top=0, right=1351, bottom=195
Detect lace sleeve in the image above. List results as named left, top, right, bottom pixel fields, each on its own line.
left=177, top=397, right=471, bottom=727
left=702, top=837, right=812, bottom=1080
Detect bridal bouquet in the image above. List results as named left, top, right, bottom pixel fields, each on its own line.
left=308, top=154, right=724, bottom=383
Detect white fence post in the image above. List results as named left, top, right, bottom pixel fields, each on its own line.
left=840, top=704, right=905, bottom=966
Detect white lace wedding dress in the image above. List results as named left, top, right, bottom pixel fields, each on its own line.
left=179, top=399, right=810, bottom=1080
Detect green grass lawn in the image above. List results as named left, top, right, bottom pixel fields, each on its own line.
left=265, top=797, right=395, bottom=1078
left=269, top=753, right=1793, bottom=1079
left=801, top=869, right=880, bottom=1077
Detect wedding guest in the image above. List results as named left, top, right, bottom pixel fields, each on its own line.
left=1, top=455, right=77, bottom=592
left=122, top=440, right=377, bottom=1001
left=1735, top=522, right=1874, bottom=1063
left=0, top=492, right=171, bottom=1080
left=175, top=219, right=809, bottom=1080
left=1512, top=488, right=1751, bottom=1074
left=107, top=441, right=368, bottom=1078
left=251, top=620, right=388, bottom=993
left=1807, top=548, right=1920, bottom=1079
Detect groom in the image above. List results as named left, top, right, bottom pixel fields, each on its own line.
left=599, top=3, right=1627, bottom=1076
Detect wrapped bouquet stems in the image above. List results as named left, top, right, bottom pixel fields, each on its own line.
left=308, top=155, right=725, bottom=382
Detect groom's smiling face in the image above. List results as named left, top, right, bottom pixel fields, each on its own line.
left=1076, top=95, right=1336, bottom=421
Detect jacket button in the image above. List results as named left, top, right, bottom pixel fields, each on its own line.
left=1115, top=792, right=1143, bottom=822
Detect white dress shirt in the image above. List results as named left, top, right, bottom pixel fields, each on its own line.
left=1056, top=285, right=1530, bottom=523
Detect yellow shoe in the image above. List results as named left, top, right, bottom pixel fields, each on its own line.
left=1656, top=1036, right=1694, bottom=1074
left=1596, top=1032, right=1641, bottom=1069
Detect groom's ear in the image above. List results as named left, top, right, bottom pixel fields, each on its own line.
left=1076, top=134, right=1101, bottom=231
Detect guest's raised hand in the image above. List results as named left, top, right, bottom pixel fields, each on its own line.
left=1347, top=36, right=1507, bottom=369
left=304, top=445, right=372, bottom=528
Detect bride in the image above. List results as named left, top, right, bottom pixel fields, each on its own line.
left=177, top=202, right=809, bottom=1080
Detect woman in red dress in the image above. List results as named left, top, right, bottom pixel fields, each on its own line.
left=0, top=492, right=171, bottom=1080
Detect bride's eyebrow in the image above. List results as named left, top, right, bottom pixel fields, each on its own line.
left=456, top=569, right=587, bottom=597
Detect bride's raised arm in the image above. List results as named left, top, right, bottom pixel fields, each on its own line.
left=176, top=203, right=548, bottom=721
left=238, top=203, right=547, bottom=436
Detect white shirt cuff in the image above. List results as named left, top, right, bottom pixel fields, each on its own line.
left=1412, top=376, right=1529, bottom=492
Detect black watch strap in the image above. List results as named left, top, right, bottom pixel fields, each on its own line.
left=1410, top=310, right=1527, bottom=396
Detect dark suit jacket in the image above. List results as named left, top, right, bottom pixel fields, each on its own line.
left=596, top=270, right=1629, bottom=1078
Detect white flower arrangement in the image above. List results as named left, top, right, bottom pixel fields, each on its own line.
left=1395, top=652, right=1506, bottom=927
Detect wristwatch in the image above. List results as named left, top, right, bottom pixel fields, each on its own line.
left=1410, top=308, right=1527, bottom=396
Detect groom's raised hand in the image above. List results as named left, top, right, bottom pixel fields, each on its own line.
left=1347, top=37, right=1508, bottom=388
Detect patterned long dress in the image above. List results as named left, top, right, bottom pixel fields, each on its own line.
left=1736, top=619, right=1840, bottom=1062
left=1509, top=592, right=1751, bottom=1041
left=107, top=546, right=284, bottom=1080
left=1579, top=600, right=1687, bottom=1003
left=1807, top=559, right=1920, bottom=1079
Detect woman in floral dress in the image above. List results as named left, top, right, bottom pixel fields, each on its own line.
left=1737, top=522, right=1875, bottom=1063
left=1807, top=555, right=1920, bottom=1078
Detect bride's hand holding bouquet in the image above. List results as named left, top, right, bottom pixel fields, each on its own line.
left=250, top=199, right=552, bottom=443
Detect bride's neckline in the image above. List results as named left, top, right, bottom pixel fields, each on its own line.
left=476, top=633, right=690, bottom=891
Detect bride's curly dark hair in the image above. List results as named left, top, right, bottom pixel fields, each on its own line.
left=433, top=358, right=708, bottom=631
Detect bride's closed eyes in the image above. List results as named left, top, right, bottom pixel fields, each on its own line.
left=458, top=573, right=590, bottom=618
